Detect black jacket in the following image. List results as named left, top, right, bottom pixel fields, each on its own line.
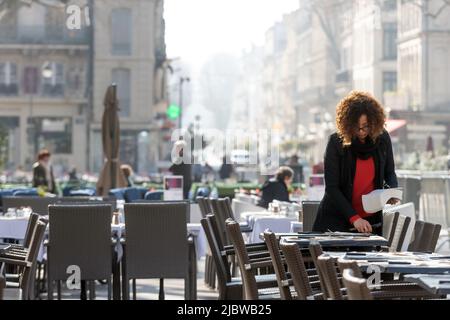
left=312, top=130, right=398, bottom=233
left=258, top=178, right=290, bottom=209
left=32, top=162, right=57, bottom=194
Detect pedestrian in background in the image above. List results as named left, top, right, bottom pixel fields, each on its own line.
left=32, top=149, right=57, bottom=194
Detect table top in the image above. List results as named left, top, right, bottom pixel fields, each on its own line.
left=404, top=274, right=450, bottom=295
left=269, top=232, right=388, bottom=248
left=327, top=251, right=450, bottom=274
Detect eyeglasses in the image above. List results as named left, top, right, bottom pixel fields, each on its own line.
left=356, top=124, right=370, bottom=133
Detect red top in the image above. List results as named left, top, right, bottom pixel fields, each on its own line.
left=349, top=157, right=375, bottom=224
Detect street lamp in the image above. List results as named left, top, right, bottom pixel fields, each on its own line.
left=27, top=60, right=55, bottom=162
left=41, top=61, right=53, bottom=79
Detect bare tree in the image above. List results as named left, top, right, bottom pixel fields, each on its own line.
left=305, top=0, right=350, bottom=69
left=399, top=0, right=450, bottom=18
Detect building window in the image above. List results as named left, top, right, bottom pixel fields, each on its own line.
left=42, top=63, right=64, bottom=97
left=112, top=68, right=131, bottom=117
left=0, top=117, right=20, bottom=171
left=66, top=67, right=84, bottom=97
left=0, top=62, right=18, bottom=96
left=119, top=130, right=150, bottom=174
left=383, top=23, right=398, bottom=60
left=23, top=67, right=39, bottom=95
left=31, top=117, right=72, bottom=154
left=111, top=8, right=132, bottom=55
left=383, top=71, right=397, bottom=93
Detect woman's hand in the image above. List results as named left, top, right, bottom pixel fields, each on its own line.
left=387, top=198, right=401, bottom=205
left=353, top=218, right=372, bottom=233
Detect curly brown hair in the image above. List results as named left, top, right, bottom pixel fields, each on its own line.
left=336, top=91, right=386, bottom=146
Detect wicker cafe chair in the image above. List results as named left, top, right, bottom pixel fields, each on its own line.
left=47, top=204, right=113, bottom=300
left=196, top=196, right=211, bottom=219
left=316, top=255, right=344, bottom=300
left=196, top=197, right=217, bottom=289
left=342, top=269, right=373, bottom=300
left=263, top=231, right=321, bottom=300
left=308, top=241, right=331, bottom=298
left=205, top=198, right=228, bottom=289
left=313, top=242, right=439, bottom=300
left=205, top=215, right=274, bottom=295
left=122, top=202, right=193, bottom=300
left=336, top=259, right=439, bottom=299
left=0, top=274, right=4, bottom=300
left=57, top=197, right=117, bottom=212
left=201, top=217, right=279, bottom=300
left=221, top=197, right=253, bottom=233
left=217, top=198, right=251, bottom=277
left=0, top=220, right=47, bottom=300
left=408, top=220, right=442, bottom=253
left=201, top=217, right=241, bottom=299
left=225, top=219, right=294, bottom=300
left=279, top=239, right=323, bottom=300
left=301, top=201, right=320, bottom=232
left=0, top=213, right=41, bottom=296
left=208, top=198, right=228, bottom=244
left=263, top=231, right=293, bottom=300
left=196, top=197, right=215, bottom=288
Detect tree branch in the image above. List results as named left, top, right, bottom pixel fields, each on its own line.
left=309, top=0, right=343, bottom=68
left=402, top=0, right=450, bottom=18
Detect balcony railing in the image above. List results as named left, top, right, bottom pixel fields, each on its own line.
left=0, top=25, right=90, bottom=45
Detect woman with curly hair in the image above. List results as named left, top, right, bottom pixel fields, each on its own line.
left=312, top=91, right=399, bottom=235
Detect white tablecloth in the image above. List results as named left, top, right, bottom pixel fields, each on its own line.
left=240, top=211, right=298, bottom=244
left=0, top=216, right=29, bottom=239
left=232, top=199, right=262, bottom=221
left=187, top=223, right=207, bottom=260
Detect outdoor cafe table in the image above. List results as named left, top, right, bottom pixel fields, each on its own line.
left=325, top=251, right=450, bottom=274
left=1, top=214, right=201, bottom=300
left=241, top=211, right=298, bottom=244
left=404, top=274, right=450, bottom=296
left=265, top=232, right=389, bottom=249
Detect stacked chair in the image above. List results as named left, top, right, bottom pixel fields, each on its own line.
left=0, top=216, right=48, bottom=300
left=225, top=219, right=292, bottom=300
left=342, top=269, right=373, bottom=300
left=309, top=241, right=442, bottom=300
left=408, top=220, right=441, bottom=253
left=202, top=215, right=279, bottom=299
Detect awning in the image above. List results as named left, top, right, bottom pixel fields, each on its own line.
left=386, top=119, right=407, bottom=134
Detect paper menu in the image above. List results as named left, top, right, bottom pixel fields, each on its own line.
left=362, top=188, right=403, bottom=213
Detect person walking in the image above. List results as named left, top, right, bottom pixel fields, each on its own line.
left=32, top=149, right=57, bottom=194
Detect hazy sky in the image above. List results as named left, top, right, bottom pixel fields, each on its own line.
left=164, top=0, right=299, bottom=67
